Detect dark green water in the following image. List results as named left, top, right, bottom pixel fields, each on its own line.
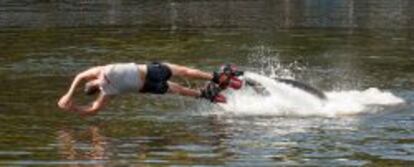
left=1, top=27, right=413, bottom=166
left=1, top=0, right=414, bottom=166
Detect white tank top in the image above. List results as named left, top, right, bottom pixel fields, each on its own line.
left=100, top=63, right=143, bottom=95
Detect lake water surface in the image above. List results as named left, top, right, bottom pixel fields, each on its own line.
left=1, top=0, right=414, bottom=166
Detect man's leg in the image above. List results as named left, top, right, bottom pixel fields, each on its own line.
left=167, top=81, right=201, bottom=97
left=163, top=63, right=226, bottom=102
left=165, top=63, right=213, bottom=81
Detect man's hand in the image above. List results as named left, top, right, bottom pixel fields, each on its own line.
left=58, top=94, right=73, bottom=111
left=64, top=94, right=109, bottom=116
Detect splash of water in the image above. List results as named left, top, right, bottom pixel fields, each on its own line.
left=246, top=46, right=304, bottom=79
left=201, top=46, right=405, bottom=117
left=217, top=72, right=405, bottom=117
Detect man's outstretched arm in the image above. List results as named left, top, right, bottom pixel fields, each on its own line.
left=58, top=67, right=102, bottom=110
left=70, top=94, right=110, bottom=116
left=65, top=67, right=101, bottom=97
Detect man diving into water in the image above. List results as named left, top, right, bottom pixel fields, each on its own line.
left=58, top=62, right=242, bottom=116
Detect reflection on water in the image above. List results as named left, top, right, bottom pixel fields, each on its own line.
left=1, top=0, right=414, bottom=166
left=52, top=115, right=232, bottom=166
left=57, top=126, right=107, bottom=164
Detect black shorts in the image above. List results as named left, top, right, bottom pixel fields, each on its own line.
left=140, top=62, right=172, bottom=94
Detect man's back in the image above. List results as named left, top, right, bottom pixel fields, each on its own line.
left=100, top=63, right=142, bottom=95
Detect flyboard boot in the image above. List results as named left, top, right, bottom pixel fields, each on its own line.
left=200, top=64, right=245, bottom=103
left=200, top=82, right=227, bottom=103
left=212, top=64, right=244, bottom=90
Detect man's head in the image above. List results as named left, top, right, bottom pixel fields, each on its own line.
left=84, top=80, right=100, bottom=96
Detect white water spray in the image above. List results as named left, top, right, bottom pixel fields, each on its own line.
left=217, top=72, right=405, bottom=117
left=204, top=46, right=406, bottom=117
